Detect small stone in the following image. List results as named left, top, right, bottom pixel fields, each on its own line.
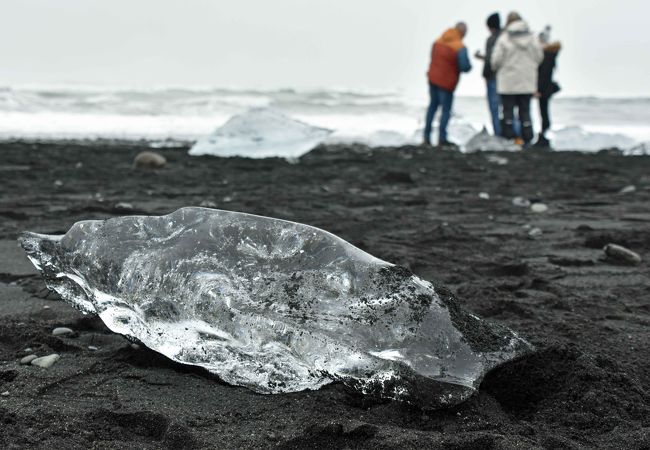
left=604, top=244, right=642, bottom=265
left=20, top=355, right=38, bottom=365
left=75, top=162, right=83, bottom=169
left=24, top=348, right=33, bottom=353
left=487, top=155, right=509, bottom=165
left=31, top=354, right=60, bottom=368
left=54, top=180, right=63, bottom=187
left=115, top=202, right=134, bottom=210
left=88, top=346, right=99, bottom=351
left=52, top=327, right=74, bottom=336
left=133, top=151, right=167, bottom=170
left=200, top=200, right=218, bottom=208
left=528, top=227, right=543, bottom=238
left=512, top=196, right=531, bottom=208
left=130, top=343, right=141, bottom=350
left=531, top=203, right=548, bottom=213
left=1, top=391, right=9, bottom=397
left=479, top=192, right=490, bottom=200
left=619, top=185, right=636, bottom=194
left=223, top=196, right=233, bottom=203
left=43, top=305, right=50, bottom=309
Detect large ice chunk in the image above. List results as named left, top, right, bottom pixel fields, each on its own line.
left=189, top=108, right=332, bottom=159
left=20, top=208, right=530, bottom=408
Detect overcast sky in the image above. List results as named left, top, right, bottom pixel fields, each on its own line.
left=1, top=0, right=648, bottom=97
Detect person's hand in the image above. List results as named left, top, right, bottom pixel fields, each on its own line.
left=474, top=50, right=484, bottom=59
left=533, top=92, right=541, bottom=98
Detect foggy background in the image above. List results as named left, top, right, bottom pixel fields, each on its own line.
left=1, top=0, right=647, bottom=98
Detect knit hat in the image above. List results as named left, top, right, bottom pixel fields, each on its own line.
left=487, top=13, right=500, bottom=30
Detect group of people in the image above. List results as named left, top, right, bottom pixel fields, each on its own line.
left=424, top=11, right=561, bottom=148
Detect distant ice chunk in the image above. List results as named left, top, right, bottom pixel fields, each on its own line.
left=553, top=126, right=636, bottom=151
left=189, top=108, right=332, bottom=159
left=20, top=208, right=531, bottom=408
left=465, top=128, right=522, bottom=152
left=624, top=141, right=650, bottom=156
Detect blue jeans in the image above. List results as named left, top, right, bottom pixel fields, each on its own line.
left=424, top=83, right=454, bottom=144
left=486, top=79, right=501, bottom=136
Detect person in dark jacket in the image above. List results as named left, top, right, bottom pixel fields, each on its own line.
left=534, top=28, right=561, bottom=148
left=423, top=22, right=472, bottom=147
left=475, top=13, right=501, bottom=135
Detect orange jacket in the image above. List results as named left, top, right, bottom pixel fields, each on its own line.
left=427, top=28, right=470, bottom=92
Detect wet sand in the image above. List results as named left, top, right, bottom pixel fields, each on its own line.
left=1, top=141, right=649, bottom=448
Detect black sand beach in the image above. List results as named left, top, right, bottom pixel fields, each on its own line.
left=1, top=141, right=649, bottom=449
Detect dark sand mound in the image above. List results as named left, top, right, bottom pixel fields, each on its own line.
left=0, top=141, right=649, bottom=448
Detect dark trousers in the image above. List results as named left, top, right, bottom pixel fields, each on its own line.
left=539, top=96, right=551, bottom=135
left=501, top=94, right=533, bottom=143
left=424, top=83, right=454, bottom=144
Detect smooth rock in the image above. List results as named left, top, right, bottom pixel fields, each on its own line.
left=531, top=203, right=549, bottom=213
left=20, top=355, right=37, bottom=365
left=512, top=196, right=531, bottom=208
left=133, top=151, right=167, bottom=170
left=604, top=243, right=642, bottom=265
left=31, top=354, right=60, bottom=368
left=52, top=327, right=74, bottom=336
left=88, top=346, right=99, bottom=351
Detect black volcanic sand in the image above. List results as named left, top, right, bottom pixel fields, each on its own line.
left=1, top=141, right=649, bottom=449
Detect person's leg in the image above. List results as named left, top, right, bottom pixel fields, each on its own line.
left=438, top=88, right=454, bottom=144
left=539, top=96, right=550, bottom=135
left=518, top=94, right=534, bottom=144
left=424, top=83, right=440, bottom=144
left=501, top=95, right=516, bottom=139
left=486, top=79, right=501, bottom=136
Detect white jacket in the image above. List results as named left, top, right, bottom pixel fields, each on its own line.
left=491, top=20, right=544, bottom=95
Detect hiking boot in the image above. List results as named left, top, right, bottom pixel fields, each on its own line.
left=437, top=140, right=460, bottom=150
left=532, top=134, right=551, bottom=149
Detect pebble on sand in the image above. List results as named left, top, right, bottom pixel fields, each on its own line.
left=1, top=391, right=9, bottom=397
left=604, top=243, right=642, bottom=265
left=133, top=151, right=167, bottom=169
left=52, top=327, right=74, bottom=336
left=20, top=354, right=38, bottom=365
left=531, top=203, right=549, bottom=213
left=31, top=354, right=60, bottom=368
left=618, top=185, right=636, bottom=194
left=512, top=196, right=531, bottom=208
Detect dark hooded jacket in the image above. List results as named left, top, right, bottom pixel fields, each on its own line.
left=538, top=42, right=561, bottom=98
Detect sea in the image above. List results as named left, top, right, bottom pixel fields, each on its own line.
left=1, top=85, right=649, bottom=155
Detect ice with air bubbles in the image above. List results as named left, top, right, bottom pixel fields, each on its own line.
left=20, top=207, right=531, bottom=408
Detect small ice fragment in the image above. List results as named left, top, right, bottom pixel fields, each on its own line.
left=486, top=155, right=509, bottom=165
left=54, top=180, right=63, bottom=187
left=479, top=192, right=490, bottom=200
left=20, top=207, right=531, bottom=408
left=618, top=185, right=636, bottom=194
left=528, top=228, right=543, bottom=238
left=115, top=202, right=134, bottom=210
left=52, top=327, right=74, bottom=336
left=1, top=391, right=9, bottom=397
left=531, top=203, right=548, bottom=213
left=88, top=346, right=99, bottom=351
left=200, top=200, right=218, bottom=208
left=512, top=197, right=531, bottom=208
left=31, top=354, right=60, bottom=368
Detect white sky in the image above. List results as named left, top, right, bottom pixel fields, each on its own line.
left=0, top=0, right=648, bottom=97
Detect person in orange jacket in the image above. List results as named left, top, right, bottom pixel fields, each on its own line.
left=423, top=22, right=472, bottom=147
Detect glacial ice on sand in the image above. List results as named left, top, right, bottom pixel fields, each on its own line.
left=20, top=208, right=531, bottom=408
left=189, top=108, right=332, bottom=159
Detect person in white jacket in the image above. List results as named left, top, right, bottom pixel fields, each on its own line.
left=491, top=12, right=544, bottom=145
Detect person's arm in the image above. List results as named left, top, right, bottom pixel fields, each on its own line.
left=457, top=47, right=472, bottom=73
left=490, top=36, right=505, bottom=71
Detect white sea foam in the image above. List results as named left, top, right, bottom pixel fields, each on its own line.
left=0, top=85, right=649, bottom=156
